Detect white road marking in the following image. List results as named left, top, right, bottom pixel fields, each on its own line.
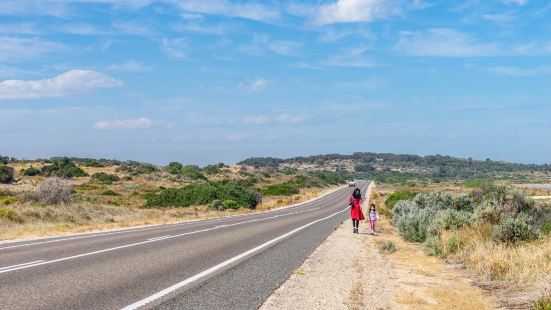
left=147, top=236, right=172, bottom=242
left=120, top=207, right=350, bottom=310
left=0, top=260, right=45, bottom=271
left=0, top=206, right=327, bottom=274
left=0, top=187, right=347, bottom=251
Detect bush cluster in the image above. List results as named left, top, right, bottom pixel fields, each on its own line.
left=143, top=181, right=261, bottom=209
left=165, top=162, right=207, bottom=180
left=0, top=165, right=15, bottom=184
left=41, top=158, right=87, bottom=178
left=0, top=206, right=24, bottom=223
left=391, top=185, right=547, bottom=257
left=21, top=166, right=40, bottom=176
left=261, top=182, right=300, bottom=196
left=116, top=161, right=157, bottom=176
left=91, top=172, right=120, bottom=184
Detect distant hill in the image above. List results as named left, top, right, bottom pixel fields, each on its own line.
left=238, top=152, right=551, bottom=182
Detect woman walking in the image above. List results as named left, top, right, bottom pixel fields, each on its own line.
left=348, top=188, right=365, bottom=234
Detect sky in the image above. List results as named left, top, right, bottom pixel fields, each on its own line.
left=0, top=0, right=550, bottom=165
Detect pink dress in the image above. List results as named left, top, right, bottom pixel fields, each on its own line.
left=348, top=196, right=365, bottom=221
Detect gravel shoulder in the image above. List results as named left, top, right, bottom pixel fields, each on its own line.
left=260, top=186, right=497, bottom=310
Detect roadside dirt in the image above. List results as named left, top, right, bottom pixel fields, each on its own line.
left=260, top=187, right=497, bottom=310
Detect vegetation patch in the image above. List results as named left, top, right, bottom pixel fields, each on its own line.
left=0, top=206, right=24, bottom=223
left=21, top=166, right=40, bottom=176
left=41, top=157, right=87, bottom=178
left=91, top=172, right=120, bottom=184
left=143, top=181, right=261, bottom=209
left=385, top=190, right=419, bottom=210
left=377, top=239, right=397, bottom=254
left=0, top=165, right=15, bottom=184
left=102, top=190, right=120, bottom=196
left=262, top=182, right=300, bottom=196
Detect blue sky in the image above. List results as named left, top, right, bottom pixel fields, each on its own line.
left=0, top=0, right=550, bottom=165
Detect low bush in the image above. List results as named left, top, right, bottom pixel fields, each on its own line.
left=0, top=165, right=15, bottom=184
left=102, top=190, right=120, bottom=196
left=541, top=220, right=551, bottom=235
left=181, top=165, right=207, bottom=180
left=533, top=288, right=551, bottom=310
left=396, top=208, right=431, bottom=242
left=166, top=162, right=183, bottom=175
left=30, top=177, right=74, bottom=204
left=82, top=159, right=104, bottom=167
left=117, top=161, right=157, bottom=175
left=223, top=199, right=240, bottom=209
left=492, top=215, right=539, bottom=244
left=1, top=196, right=16, bottom=205
left=377, top=240, right=397, bottom=254
left=209, top=199, right=225, bottom=211
left=261, top=182, right=300, bottom=196
left=21, top=166, right=41, bottom=176
left=143, top=181, right=261, bottom=209
left=41, top=158, right=87, bottom=178
left=203, top=164, right=221, bottom=175
left=385, top=190, right=418, bottom=211
left=91, top=172, right=120, bottom=184
left=0, top=206, right=24, bottom=223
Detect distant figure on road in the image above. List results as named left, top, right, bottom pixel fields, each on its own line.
left=369, top=204, right=380, bottom=235
left=348, top=188, right=365, bottom=234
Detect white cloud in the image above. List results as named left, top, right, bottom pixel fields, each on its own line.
left=504, top=0, right=528, bottom=5
left=113, top=21, right=154, bottom=36
left=0, top=70, right=122, bottom=100
left=239, top=35, right=302, bottom=56
left=0, top=22, right=41, bottom=34
left=170, top=0, right=279, bottom=23
left=238, top=78, right=273, bottom=91
left=486, top=66, right=551, bottom=76
left=161, top=37, right=188, bottom=58
left=395, top=28, right=499, bottom=57
left=93, top=117, right=153, bottom=130
left=322, top=46, right=377, bottom=67
left=0, top=37, right=61, bottom=62
left=108, top=60, right=150, bottom=72
left=55, top=23, right=108, bottom=35
left=314, top=0, right=402, bottom=25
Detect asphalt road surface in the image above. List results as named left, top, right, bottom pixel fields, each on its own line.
left=0, top=181, right=369, bottom=310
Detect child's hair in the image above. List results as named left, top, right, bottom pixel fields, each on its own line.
left=370, top=203, right=376, bottom=210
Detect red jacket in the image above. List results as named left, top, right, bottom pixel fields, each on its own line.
left=348, top=196, right=365, bottom=221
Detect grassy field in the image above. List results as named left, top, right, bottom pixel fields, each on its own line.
left=374, top=180, right=551, bottom=309
left=0, top=159, right=343, bottom=240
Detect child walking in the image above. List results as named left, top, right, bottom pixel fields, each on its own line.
left=369, top=204, right=379, bottom=235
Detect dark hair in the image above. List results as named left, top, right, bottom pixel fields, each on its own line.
left=370, top=203, right=376, bottom=209
left=352, top=188, right=361, bottom=199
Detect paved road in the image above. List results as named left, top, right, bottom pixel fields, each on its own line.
left=0, top=181, right=369, bottom=310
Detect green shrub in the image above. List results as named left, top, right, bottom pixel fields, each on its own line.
left=397, top=208, right=431, bottom=242
left=143, top=181, right=261, bottom=209
left=377, top=240, right=397, bottom=254
left=261, top=182, right=300, bottom=196
left=1, top=196, right=16, bottom=205
left=203, top=164, right=221, bottom=175
left=209, top=199, right=225, bottom=211
left=492, top=215, right=539, bottom=244
left=223, top=199, right=240, bottom=209
left=41, top=157, right=87, bottom=178
left=21, top=166, right=40, bottom=176
left=533, top=288, right=551, bottom=310
left=385, top=190, right=418, bottom=211
left=102, top=190, right=120, bottom=196
left=82, top=159, right=104, bottom=167
left=541, top=220, right=551, bottom=235
left=424, top=236, right=445, bottom=257
left=181, top=165, right=206, bottom=180
left=91, top=172, right=120, bottom=184
left=166, top=162, right=183, bottom=174
left=427, top=209, right=470, bottom=237
left=116, top=161, right=157, bottom=175
left=465, top=178, right=491, bottom=188
left=0, top=206, right=24, bottom=223
left=0, top=165, right=15, bottom=184
left=446, top=232, right=462, bottom=254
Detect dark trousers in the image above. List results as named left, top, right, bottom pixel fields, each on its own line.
left=352, top=219, right=359, bottom=230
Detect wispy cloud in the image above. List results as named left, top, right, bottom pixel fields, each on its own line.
left=161, top=37, right=188, bottom=58
left=54, top=23, right=109, bottom=35
left=113, top=21, right=154, bottom=36
left=93, top=117, right=153, bottom=130
left=238, top=78, right=274, bottom=91
left=0, top=70, right=122, bottom=100
left=0, top=37, right=62, bottom=62
left=239, top=35, right=302, bottom=56
left=486, top=66, right=551, bottom=76
left=108, top=60, right=150, bottom=72
left=322, top=46, right=377, bottom=67
left=314, top=0, right=402, bottom=25
left=171, top=0, right=279, bottom=23
left=395, top=28, right=499, bottom=57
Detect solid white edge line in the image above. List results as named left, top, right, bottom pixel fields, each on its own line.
left=0, top=260, right=45, bottom=271
left=0, top=186, right=348, bottom=250
left=120, top=207, right=350, bottom=310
